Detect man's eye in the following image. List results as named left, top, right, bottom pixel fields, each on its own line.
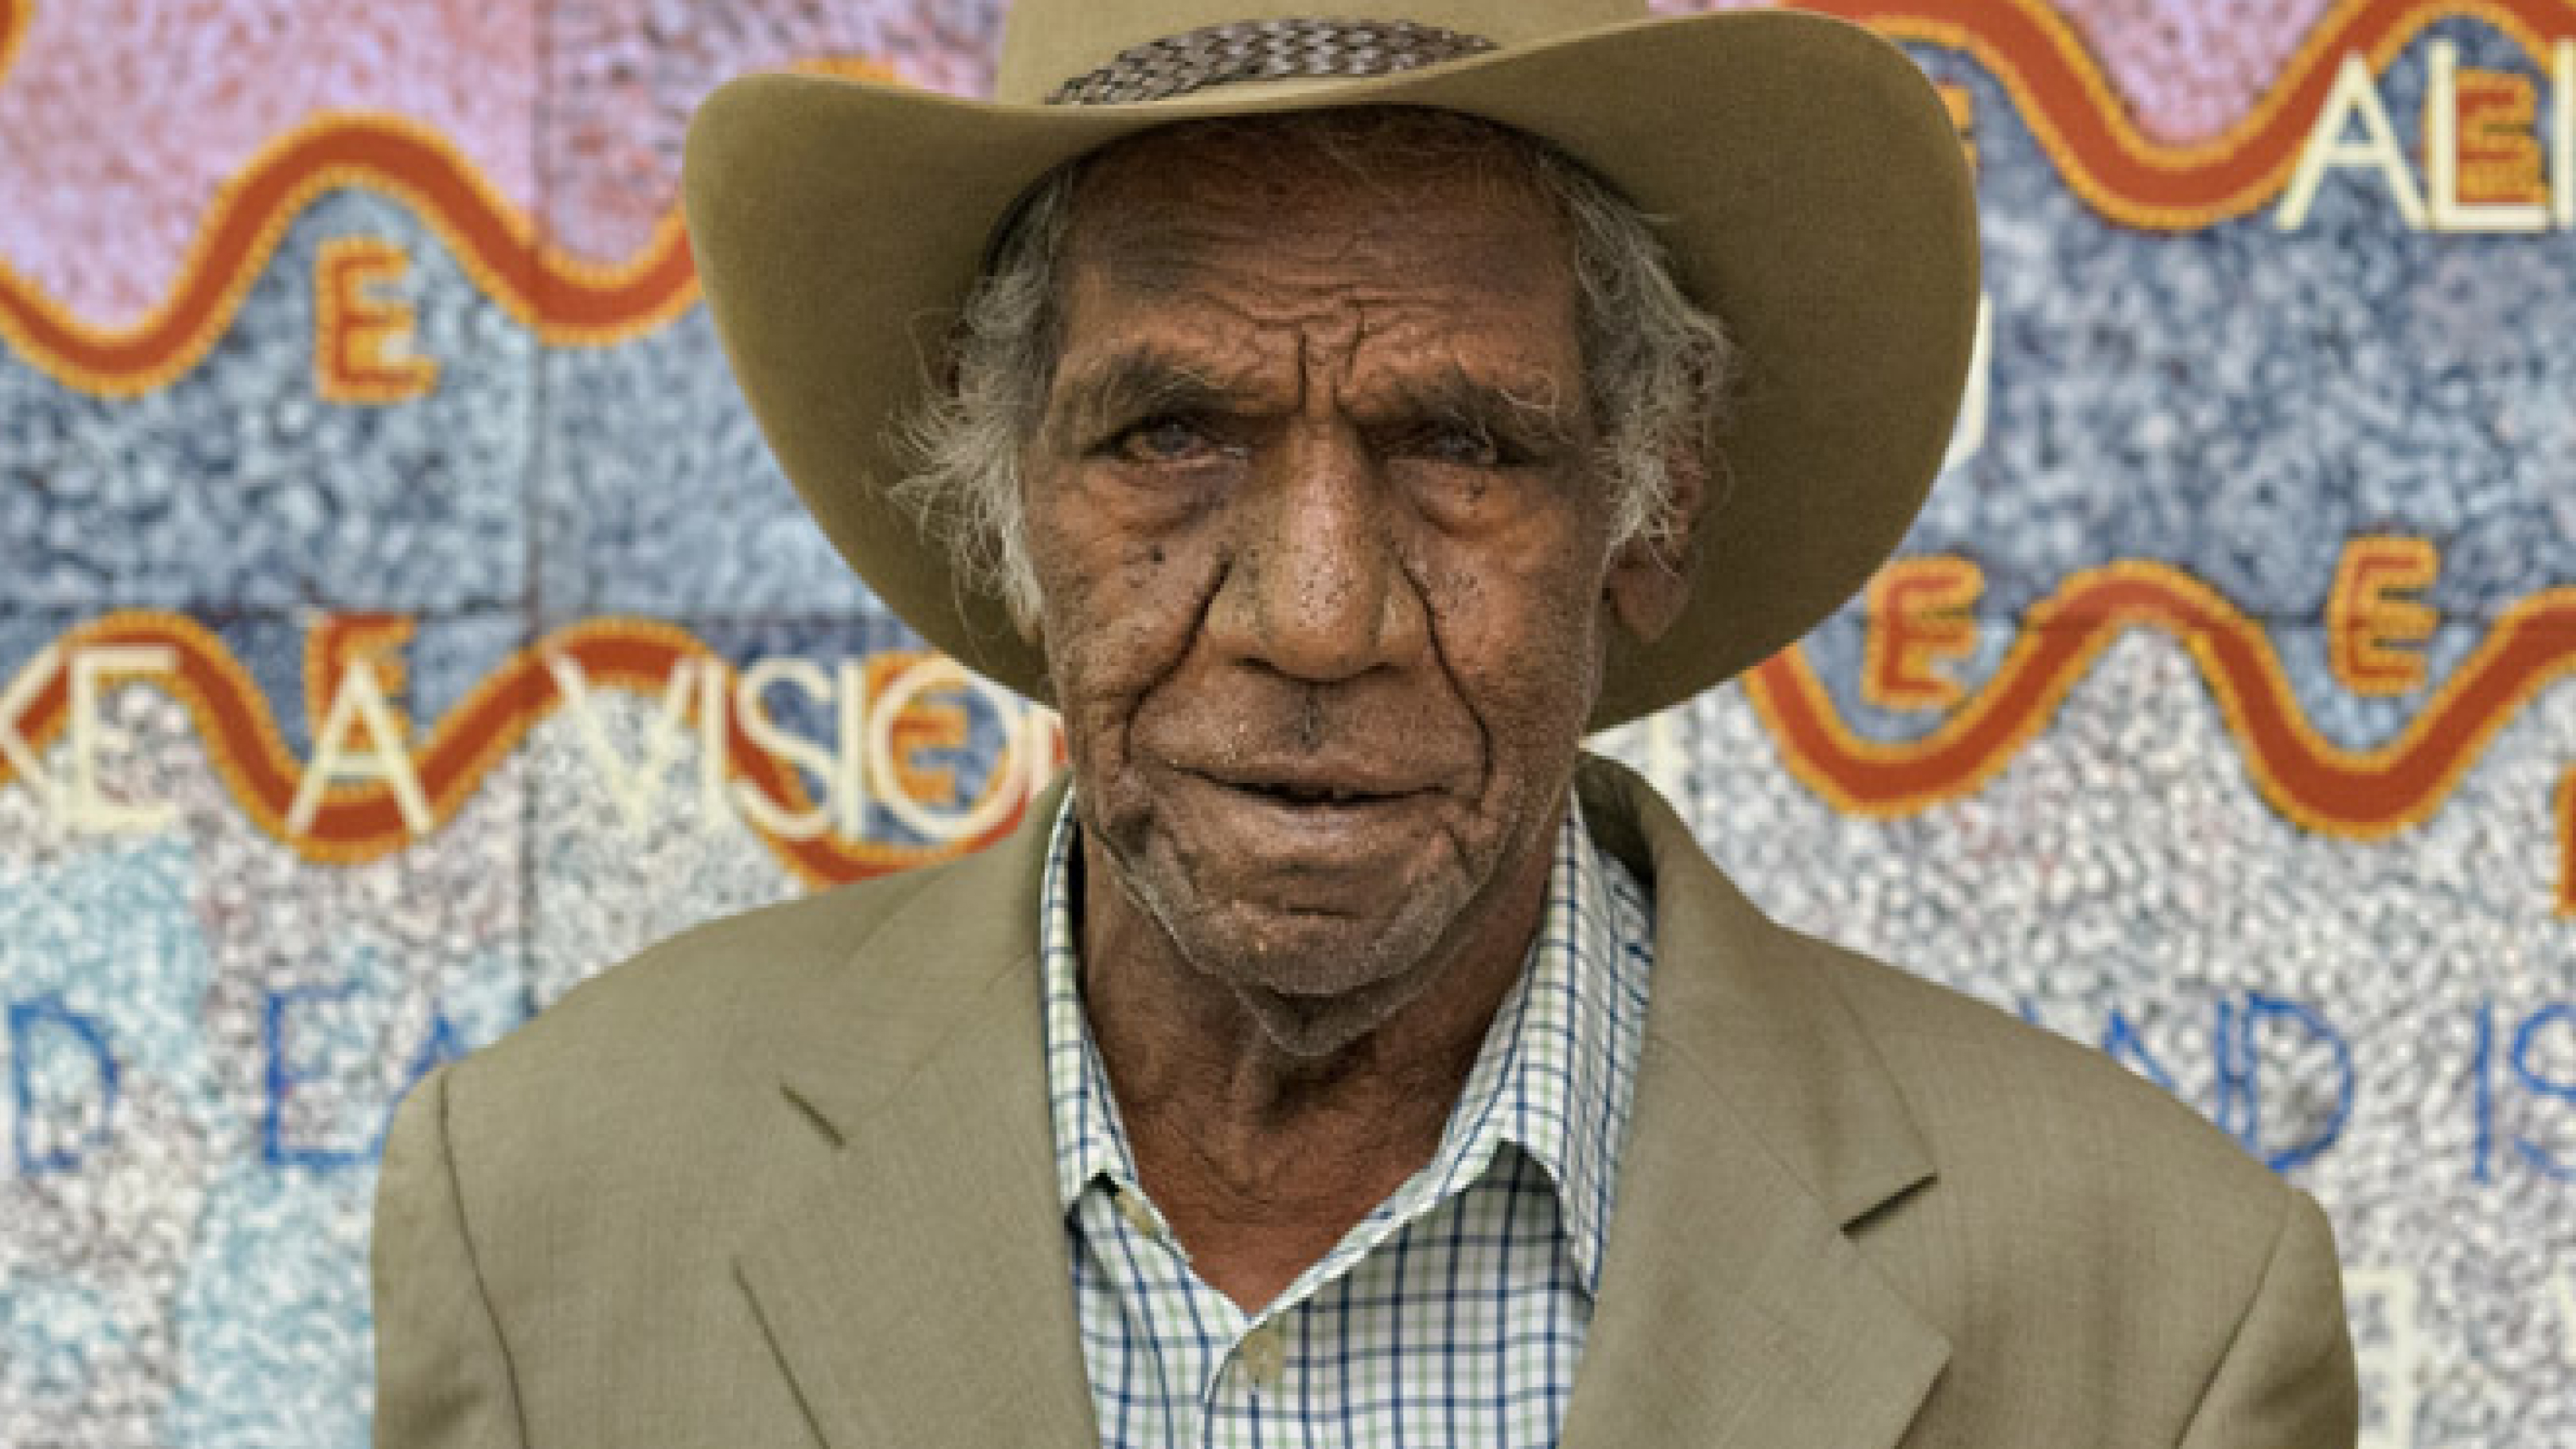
left=1113, top=417, right=1217, bottom=464
left=1409, top=425, right=1504, bottom=468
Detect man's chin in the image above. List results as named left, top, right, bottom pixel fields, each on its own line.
left=1150, top=897, right=1456, bottom=1048
left=1180, top=900, right=1441, bottom=997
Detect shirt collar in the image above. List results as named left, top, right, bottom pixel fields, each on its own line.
left=1038, top=789, right=1651, bottom=1294
left=1039, top=795, right=1139, bottom=1213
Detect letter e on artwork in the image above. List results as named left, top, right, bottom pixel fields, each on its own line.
left=314, top=237, right=439, bottom=404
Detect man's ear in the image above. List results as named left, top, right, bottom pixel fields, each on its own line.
left=1603, top=447, right=1707, bottom=646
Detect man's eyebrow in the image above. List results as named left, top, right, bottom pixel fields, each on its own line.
left=1047, top=347, right=1245, bottom=445
left=1383, top=367, right=1585, bottom=451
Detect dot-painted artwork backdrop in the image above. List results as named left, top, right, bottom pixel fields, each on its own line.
left=1, top=0, right=2571, bottom=1443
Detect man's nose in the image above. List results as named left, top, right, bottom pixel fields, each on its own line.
left=1204, top=425, right=1429, bottom=683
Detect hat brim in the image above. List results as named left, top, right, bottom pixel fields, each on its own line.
left=682, top=9, right=1979, bottom=730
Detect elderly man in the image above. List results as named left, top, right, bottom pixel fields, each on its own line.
left=373, top=3, right=2358, bottom=1446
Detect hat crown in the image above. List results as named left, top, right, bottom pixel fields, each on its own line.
left=993, top=0, right=1646, bottom=104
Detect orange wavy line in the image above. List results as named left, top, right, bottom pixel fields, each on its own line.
left=4, top=3, right=2571, bottom=393
left=1822, top=0, right=2575, bottom=227
left=5, top=578, right=2575, bottom=902
left=2559, top=767, right=2576, bottom=913
left=0, top=0, right=26, bottom=91
left=0, top=113, right=698, bottom=397
left=1745, top=561, right=2576, bottom=843
left=0, top=613, right=1021, bottom=887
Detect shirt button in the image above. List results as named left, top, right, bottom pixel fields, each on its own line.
left=1114, top=1189, right=1160, bottom=1240
left=1238, top=1322, right=1286, bottom=1389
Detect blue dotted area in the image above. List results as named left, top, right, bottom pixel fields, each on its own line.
left=535, top=306, right=886, bottom=621
left=166, top=935, right=522, bottom=1449
left=166, top=1164, right=378, bottom=1449
left=1, top=836, right=218, bottom=1144
left=1900, top=31, right=2576, bottom=625
left=1, top=841, right=216, bottom=1438
left=0, top=1279, right=142, bottom=1439
left=0, top=191, right=536, bottom=613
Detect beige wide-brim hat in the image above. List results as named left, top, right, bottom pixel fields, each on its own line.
left=683, top=0, right=1979, bottom=729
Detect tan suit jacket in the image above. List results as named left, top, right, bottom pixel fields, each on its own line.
left=374, top=758, right=2357, bottom=1448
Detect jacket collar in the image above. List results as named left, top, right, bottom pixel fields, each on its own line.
left=737, top=777, right=1100, bottom=1447
left=737, top=761, right=1948, bottom=1449
left=1572, top=758, right=1940, bottom=1230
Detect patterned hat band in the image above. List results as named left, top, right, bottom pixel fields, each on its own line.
left=1045, top=19, right=1500, bottom=106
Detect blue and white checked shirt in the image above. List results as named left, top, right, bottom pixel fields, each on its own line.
left=1040, top=795, right=1654, bottom=1449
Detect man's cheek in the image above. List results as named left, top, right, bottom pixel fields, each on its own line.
left=1434, top=588, right=1597, bottom=688
left=1041, top=589, right=1196, bottom=773
left=1033, top=548, right=1151, bottom=676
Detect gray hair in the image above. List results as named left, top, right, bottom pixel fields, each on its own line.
left=894, top=109, right=1735, bottom=625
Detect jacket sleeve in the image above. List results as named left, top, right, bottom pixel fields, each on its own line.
left=2176, top=1188, right=2360, bottom=1449
left=373, top=1063, right=527, bottom=1449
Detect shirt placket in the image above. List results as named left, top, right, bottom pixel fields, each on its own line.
left=1197, top=1305, right=1294, bottom=1449
left=1046, top=791, right=1650, bottom=1449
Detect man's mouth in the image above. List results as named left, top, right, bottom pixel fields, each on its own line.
left=1158, top=763, right=1449, bottom=880
left=1189, top=764, right=1429, bottom=811
left=1238, top=780, right=1391, bottom=807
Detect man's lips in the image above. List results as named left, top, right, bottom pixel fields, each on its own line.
left=1146, top=761, right=1460, bottom=895
left=1184, top=762, right=1441, bottom=808
left=1159, top=758, right=1463, bottom=814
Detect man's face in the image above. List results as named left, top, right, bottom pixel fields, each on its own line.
left=1019, top=123, right=1668, bottom=1054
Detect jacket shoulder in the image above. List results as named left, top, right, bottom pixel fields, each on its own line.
left=1791, top=929, right=2351, bottom=1437
left=1585, top=757, right=2350, bottom=1440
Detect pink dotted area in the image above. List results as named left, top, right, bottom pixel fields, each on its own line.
left=1, top=0, right=2343, bottom=326
left=0, top=0, right=536, bottom=326
left=2030, top=0, right=2345, bottom=142
left=0, top=0, right=997, bottom=324
left=1663, top=0, right=2342, bottom=145
left=540, top=0, right=997, bottom=272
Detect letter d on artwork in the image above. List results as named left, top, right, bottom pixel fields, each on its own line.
left=9, top=995, right=119, bottom=1174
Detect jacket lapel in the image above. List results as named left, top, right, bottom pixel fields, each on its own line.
left=1558, top=1037, right=1950, bottom=1449
left=1561, top=762, right=1951, bottom=1449
left=734, top=784, right=1102, bottom=1449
